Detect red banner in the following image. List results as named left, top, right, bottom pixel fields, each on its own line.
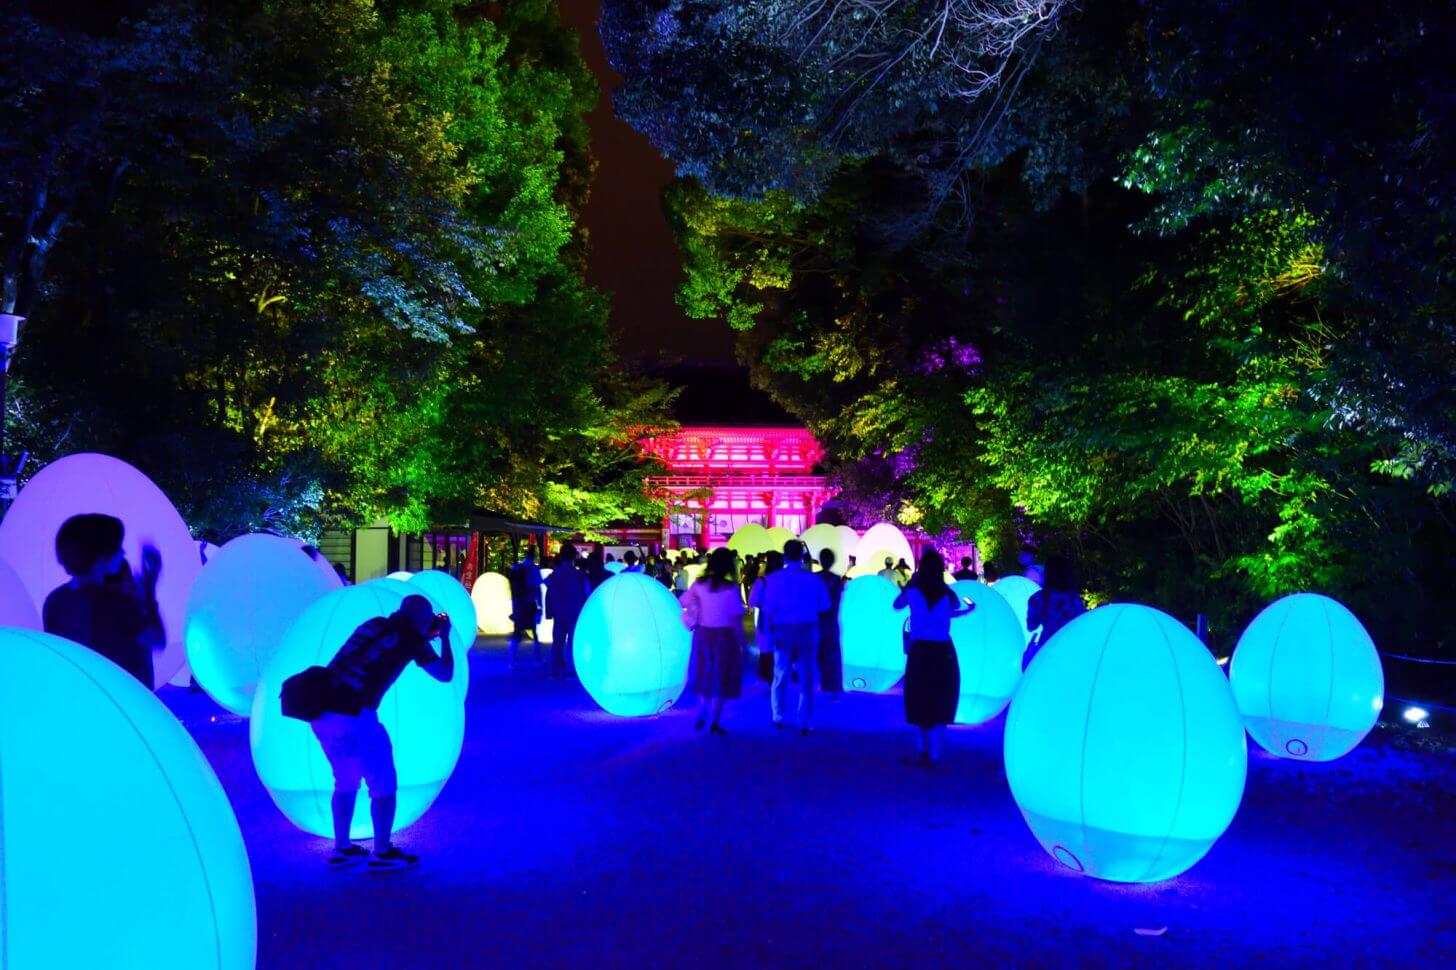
left=461, top=532, right=480, bottom=592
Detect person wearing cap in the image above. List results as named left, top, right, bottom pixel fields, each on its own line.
left=312, top=594, right=454, bottom=869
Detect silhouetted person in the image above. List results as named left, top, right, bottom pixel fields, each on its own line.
left=895, top=549, right=973, bottom=766
left=1025, top=555, right=1087, bottom=669
left=877, top=556, right=900, bottom=585
left=758, top=541, right=830, bottom=734
left=623, top=550, right=642, bottom=573
left=982, top=562, right=1002, bottom=584
left=507, top=547, right=543, bottom=669
left=680, top=548, right=745, bottom=734
left=313, top=595, right=453, bottom=869
left=747, top=550, right=783, bottom=682
left=44, top=513, right=163, bottom=688
left=545, top=544, right=590, bottom=678
left=584, top=547, right=611, bottom=590
left=953, top=556, right=978, bottom=582
left=817, top=548, right=844, bottom=695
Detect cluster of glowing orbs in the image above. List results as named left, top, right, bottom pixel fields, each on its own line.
left=800, top=523, right=850, bottom=574
left=0, top=629, right=255, bottom=968
left=992, top=575, right=1041, bottom=648
left=858, top=523, right=914, bottom=570
left=250, top=584, right=464, bottom=840
left=1230, top=593, right=1384, bottom=761
left=574, top=572, right=691, bottom=716
left=727, top=523, right=772, bottom=556
left=469, top=571, right=514, bottom=637
left=0, top=555, right=40, bottom=629
left=0, top=453, right=203, bottom=688
left=1005, top=605, right=1247, bottom=883
left=948, top=580, right=1024, bottom=724
left=837, top=576, right=909, bottom=692
left=184, top=534, right=343, bottom=716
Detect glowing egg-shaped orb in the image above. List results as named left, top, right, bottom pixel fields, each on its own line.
left=604, top=561, right=626, bottom=575
left=727, top=523, right=771, bottom=556
left=835, top=525, right=861, bottom=559
left=185, top=534, right=343, bottom=716
left=1230, top=593, right=1383, bottom=761
left=838, top=576, right=909, bottom=692
left=763, top=526, right=796, bottom=553
left=1005, top=605, right=1247, bottom=883
left=366, top=577, right=468, bottom=702
left=846, top=549, right=897, bottom=581
left=469, top=571, right=514, bottom=637
left=992, top=575, right=1041, bottom=649
left=250, top=584, right=465, bottom=839
left=1, top=628, right=255, bottom=967
left=0, top=452, right=202, bottom=688
left=574, top=573, right=691, bottom=716
left=385, top=570, right=415, bottom=581
left=0, top=555, right=41, bottom=629
left=948, top=580, right=1024, bottom=724
left=858, top=523, right=914, bottom=569
left=800, top=523, right=847, bottom=573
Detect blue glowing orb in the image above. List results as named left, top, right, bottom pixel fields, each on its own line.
left=948, top=580, right=1024, bottom=724
left=0, top=555, right=40, bottom=629
left=184, top=533, right=342, bottom=716
left=838, top=576, right=909, bottom=692
left=250, top=584, right=464, bottom=839
left=991, top=575, right=1041, bottom=648
left=1230, top=593, right=1384, bottom=761
left=469, top=571, right=514, bottom=637
left=0, top=628, right=255, bottom=967
left=1005, top=604, right=1247, bottom=883
left=574, top=572, right=691, bottom=716
left=0, top=452, right=202, bottom=688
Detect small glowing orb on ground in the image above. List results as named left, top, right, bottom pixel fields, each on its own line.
left=574, top=573, right=691, bottom=716
left=0, top=452, right=202, bottom=688
left=857, top=523, right=914, bottom=570
left=0, top=628, right=255, bottom=968
left=250, top=584, right=465, bottom=840
left=1230, top=593, right=1384, bottom=761
left=185, top=534, right=343, bottom=716
left=1005, top=604, right=1247, bottom=883
left=0, top=555, right=40, bottom=629
left=991, top=575, right=1041, bottom=648
left=727, top=523, right=772, bottom=556
left=948, top=580, right=1024, bottom=724
left=800, top=523, right=849, bottom=574
left=838, top=576, right=909, bottom=692
left=469, top=572, right=514, bottom=637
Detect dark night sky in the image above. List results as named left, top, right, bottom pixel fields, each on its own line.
left=558, top=0, right=737, bottom=363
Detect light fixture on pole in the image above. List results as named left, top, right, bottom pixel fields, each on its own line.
left=0, top=313, right=27, bottom=508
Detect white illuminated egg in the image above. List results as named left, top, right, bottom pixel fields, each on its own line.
left=834, top=525, right=861, bottom=560
left=727, top=523, right=771, bottom=556
left=858, top=522, right=914, bottom=569
left=1230, top=593, right=1384, bottom=761
left=1005, top=604, right=1247, bottom=883
left=185, top=534, right=342, bottom=716
left=469, top=571, right=514, bottom=637
left=948, top=580, right=1024, bottom=724
left=250, top=584, right=464, bottom=840
left=992, top=575, right=1041, bottom=648
left=838, top=576, right=909, bottom=691
left=574, top=572, right=691, bottom=716
left=0, top=452, right=202, bottom=688
left=0, top=555, right=40, bottom=629
left=800, top=523, right=848, bottom=573
left=0, top=628, right=255, bottom=968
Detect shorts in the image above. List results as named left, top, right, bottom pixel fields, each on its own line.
left=311, top=708, right=397, bottom=797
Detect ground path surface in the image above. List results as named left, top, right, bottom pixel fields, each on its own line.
left=165, top=641, right=1456, bottom=968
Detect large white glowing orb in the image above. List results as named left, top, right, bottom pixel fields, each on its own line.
left=1229, top=593, right=1384, bottom=761
left=250, top=584, right=464, bottom=840
left=574, top=572, right=691, bottom=716
left=858, top=523, right=914, bottom=569
left=838, top=576, right=909, bottom=692
left=0, top=452, right=202, bottom=688
left=948, top=580, right=1024, bottom=724
left=992, top=575, right=1041, bottom=648
left=834, top=525, right=861, bottom=561
left=1005, top=604, right=1247, bottom=883
left=0, top=555, right=40, bottom=629
left=185, top=534, right=343, bottom=716
left=800, top=523, right=849, bottom=574
left=727, top=523, right=772, bottom=556
left=469, top=571, right=514, bottom=637
left=0, top=628, right=255, bottom=968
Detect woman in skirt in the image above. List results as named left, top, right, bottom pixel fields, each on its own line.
left=894, top=549, right=974, bottom=766
left=680, top=548, right=747, bottom=735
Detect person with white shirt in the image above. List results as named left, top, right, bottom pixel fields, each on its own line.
left=758, top=540, right=831, bottom=734
left=894, top=549, right=974, bottom=766
left=679, top=548, right=746, bottom=735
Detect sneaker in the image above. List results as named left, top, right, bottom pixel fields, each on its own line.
left=368, top=847, right=420, bottom=871
left=328, top=844, right=370, bottom=867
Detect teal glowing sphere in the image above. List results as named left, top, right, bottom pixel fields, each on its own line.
left=1005, top=605, right=1247, bottom=883
left=1230, top=593, right=1384, bottom=761
left=838, top=576, right=908, bottom=692
left=948, top=580, right=1024, bottom=724
left=250, top=584, right=464, bottom=840
left=0, top=628, right=255, bottom=968
left=574, top=573, right=691, bottom=716
left=991, top=575, right=1040, bottom=648
left=0, top=555, right=40, bottom=629
left=469, top=571, right=513, bottom=637
left=184, top=534, right=342, bottom=716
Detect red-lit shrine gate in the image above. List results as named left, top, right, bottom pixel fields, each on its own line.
left=638, top=426, right=835, bottom=550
